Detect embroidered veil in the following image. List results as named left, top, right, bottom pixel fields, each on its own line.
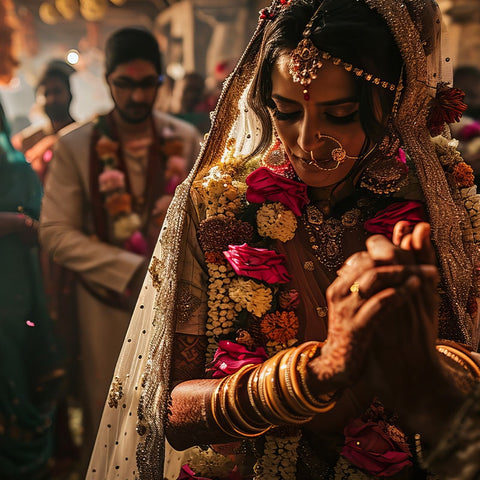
left=87, top=1, right=480, bottom=479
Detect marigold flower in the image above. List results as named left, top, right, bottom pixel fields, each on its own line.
left=162, top=139, right=184, bottom=156
left=260, top=310, right=299, bottom=344
left=105, top=192, right=131, bottom=217
left=453, top=162, right=475, bottom=188
left=96, top=134, right=119, bottom=158
left=204, top=251, right=227, bottom=264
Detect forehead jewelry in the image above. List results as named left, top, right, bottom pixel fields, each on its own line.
left=288, top=2, right=325, bottom=101
left=288, top=2, right=396, bottom=101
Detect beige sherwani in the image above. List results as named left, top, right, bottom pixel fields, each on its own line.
left=39, top=111, right=201, bottom=461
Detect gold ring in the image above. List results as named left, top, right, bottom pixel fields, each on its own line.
left=349, top=281, right=360, bottom=294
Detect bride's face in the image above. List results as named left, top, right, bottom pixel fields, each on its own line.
left=269, top=54, right=367, bottom=187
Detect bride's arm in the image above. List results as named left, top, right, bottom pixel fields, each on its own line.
left=166, top=333, right=230, bottom=450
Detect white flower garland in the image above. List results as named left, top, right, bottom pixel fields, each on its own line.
left=253, top=430, right=302, bottom=480
left=205, top=262, right=238, bottom=358
left=257, top=202, right=297, bottom=242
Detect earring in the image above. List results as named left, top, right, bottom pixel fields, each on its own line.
left=262, top=138, right=287, bottom=168
left=377, top=69, right=404, bottom=159
left=360, top=68, right=408, bottom=195
left=378, top=124, right=401, bottom=158
left=359, top=144, right=409, bottom=195
left=262, top=138, right=296, bottom=178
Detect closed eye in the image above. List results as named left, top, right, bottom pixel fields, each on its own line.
left=271, top=107, right=301, bottom=122
left=325, top=110, right=359, bottom=125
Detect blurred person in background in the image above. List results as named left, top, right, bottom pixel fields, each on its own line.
left=195, top=58, right=236, bottom=114
left=39, top=26, right=201, bottom=473
left=170, top=72, right=211, bottom=134
left=0, top=1, right=64, bottom=478
left=12, top=60, right=76, bottom=183
left=13, top=60, right=80, bottom=477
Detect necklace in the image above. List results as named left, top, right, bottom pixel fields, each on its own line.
left=302, top=201, right=367, bottom=270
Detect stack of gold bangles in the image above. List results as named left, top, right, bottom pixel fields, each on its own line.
left=210, top=341, right=338, bottom=438
left=436, top=341, right=480, bottom=384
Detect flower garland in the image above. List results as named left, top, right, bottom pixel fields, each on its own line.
left=432, top=135, right=480, bottom=244
left=96, top=133, right=143, bottom=243
left=193, top=140, right=311, bottom=479
left=93, top=116, right=188, bottom=255
left=431, top=134, right=480, bottom=320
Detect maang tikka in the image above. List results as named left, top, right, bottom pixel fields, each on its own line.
left=288, top=2, right=325, bottom=101
left=288, top=1, right=396, bottom=101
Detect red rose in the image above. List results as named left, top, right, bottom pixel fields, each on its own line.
left=224, top=243, right=292, bottom=284
left=177, top=465, right=212, bottom=480
left=364, top=201, right=426, bottom=241
left=207, top=340, right=268, bottom=378
left=246, top=167, right=309, bottom=216
left=341, top=418, right=412, bottom=477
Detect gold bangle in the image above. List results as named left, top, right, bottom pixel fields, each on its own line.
left=226, top=364, right=270, bottom=434
left=297, top=343, right=337, bottom=411
left=414, top=433, right=427, bottom=469
left=288, top=342, right=337, bottom=414
left=261, top=349, right=312, bottom=424
left=218, top=374, right=263, bottom=438
left=279, top=347, right=314, bottom=416
left=219, top=375, right=268, bottom=438
left=256, top=356, right=283, bottom=424
left=210, top=377, right=243, bottom=438
left=436, top=343, right=480, bottom=380
left=247, top=364, right=274, bottom=425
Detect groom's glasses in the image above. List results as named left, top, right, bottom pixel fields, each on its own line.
left=111, top=75, right=164, bottom=92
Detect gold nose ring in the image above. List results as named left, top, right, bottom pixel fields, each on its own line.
left=309, top=150, right=342, bottom=171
